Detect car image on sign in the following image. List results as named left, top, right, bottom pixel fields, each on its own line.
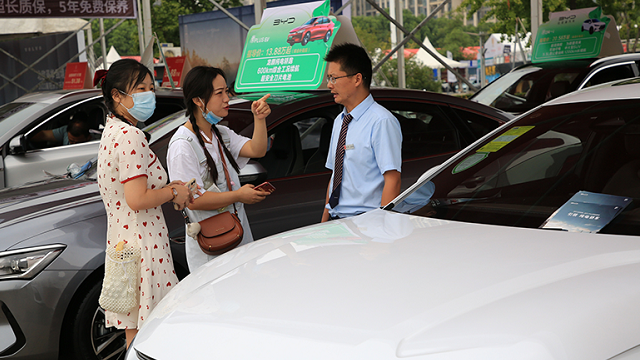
left=582, top=18, right=607, bottom=34
left=287, top=16, right=334, bottom=46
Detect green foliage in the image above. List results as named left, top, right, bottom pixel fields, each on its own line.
left=90, top=19, right=140, bottom=57
left=353, top=12, right=485, bottom=56
left=378, top=57, right=441, bottom=92
left=458, top=0, right=640, bottom=41
left=175, top=0, right=241, bottom=15
left=151, top=0, right=191, bottom=53
left=90, top=0, right=238, bottom=57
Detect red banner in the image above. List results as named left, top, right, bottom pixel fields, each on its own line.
left=63, top=62, right=92, bottom=90
left=161, top=56, right=191, bottom=88
left=0, top=0, right=137, bottom=18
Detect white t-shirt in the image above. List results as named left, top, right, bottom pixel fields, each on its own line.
left=166, top=125, right=250, bottom=192
left=166, top=124, right=252, bottom=271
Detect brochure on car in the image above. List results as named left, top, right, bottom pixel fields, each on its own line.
left=540, top=191, right=631, bottom=233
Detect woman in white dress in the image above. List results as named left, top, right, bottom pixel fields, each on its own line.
left=166, top=66, right=272, bottom=271
left=95, top=59, right=192, bottom=348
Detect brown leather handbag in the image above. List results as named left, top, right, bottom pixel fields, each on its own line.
left=193, top=139, right=244, bottom=255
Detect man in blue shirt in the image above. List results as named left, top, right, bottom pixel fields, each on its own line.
left=31, top=113, right=92, bottom=146
left=321, top=43, right=402, bottom=221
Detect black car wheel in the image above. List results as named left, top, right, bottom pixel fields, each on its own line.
left=301, top=32, right=311, bottom=46
left=589, top=27, right=594, bottom=34
left=68, top=280, right=126, bottom=360
left=324, top=30, right=331, bottom=42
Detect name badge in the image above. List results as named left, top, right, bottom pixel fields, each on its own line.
left=345, top=144, right=355, bottom=150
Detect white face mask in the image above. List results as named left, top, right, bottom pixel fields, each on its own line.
left=198, top=97, right=223, bottom=125
left=119, top=90, right=156, bottom=121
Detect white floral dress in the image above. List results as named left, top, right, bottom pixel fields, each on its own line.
left=97, top=116, right=178, bottom=330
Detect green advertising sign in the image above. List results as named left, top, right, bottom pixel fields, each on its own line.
left=532, top=7, right=610, bottom=63
left=234, top=0, right=341, bottom=92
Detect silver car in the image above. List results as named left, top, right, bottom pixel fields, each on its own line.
left=0, top=88, right=184, bottom=189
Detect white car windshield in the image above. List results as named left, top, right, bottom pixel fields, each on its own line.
left=0, top=102, right=48, bottom=136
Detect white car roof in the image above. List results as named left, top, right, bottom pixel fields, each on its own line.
left=545, top=78, right=640, bottom=106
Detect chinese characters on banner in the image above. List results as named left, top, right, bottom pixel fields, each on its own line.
left=235, top=0, right=341, bottom=92
left=63, top=62, right=92, bottom=90
left=532, top=6, right=621, bottom=63
left=0, top=0, right=136, bottom=18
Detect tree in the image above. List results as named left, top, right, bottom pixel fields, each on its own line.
left=458, top=0, right=640, bottom=41
left=90, top=19, right=140, bottom=58
left=378, top=57, right=441, bottom=92
left=175, top=0, right=241, bottom=14
left=89, top=0, right=240, bottom=58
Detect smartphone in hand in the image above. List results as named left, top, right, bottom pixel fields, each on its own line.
left=254, top=181, right=276, bottom=193
left=186, top=178, right=198, bottom=196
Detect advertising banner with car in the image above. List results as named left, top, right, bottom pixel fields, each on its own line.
left=234, top=0, right=341, bottom=92
left=532, top=6, right=622, bottom=63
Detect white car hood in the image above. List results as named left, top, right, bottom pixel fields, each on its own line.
left=132, top=209, right=640, bottom=360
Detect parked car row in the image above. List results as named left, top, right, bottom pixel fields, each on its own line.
left=0, top=88, right=510, bottom=359
left=128, top=78, right=640, bottom=360
left=471, top=53, right=640, bottom=115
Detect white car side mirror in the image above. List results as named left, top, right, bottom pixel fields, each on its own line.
left=9, top=135, right=26, bottom=154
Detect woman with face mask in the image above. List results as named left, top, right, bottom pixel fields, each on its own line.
left=95, top=59, right=192, bottom=348
left=166, top=66, right=272, bottom=271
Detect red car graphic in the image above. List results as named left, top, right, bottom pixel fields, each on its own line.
left=287, top=16, right=335, bottom=46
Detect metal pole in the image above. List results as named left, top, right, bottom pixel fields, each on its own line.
left=27, top=19, right=127, bottom=92
left=156, top=34, right=176, bottom=89
left=142, top=0, right=153, bottom=48
left=517, top=17, right=529, bottom=64
left=206, top=0, right=250, bottom=31
left=0, top=72, right=29, bottom=92
left=480, top=34, right=485, bottom=87
left=99, top=18, right=108, bottom=69
left=334, top=0, right=354, bottom=15
left=372, top=0, right=449, bottom=73
left=0, top=48, right=60, bottom=87
left=136, top=0, right=145, bottom=56
left=531, top=0, right=541, bottom=43
left=254, top=0, right=263, bottom=25
left=365, top=0, right=476, bottom=91
left=395, top=0, right=406, bottom=88
left=0, top=21, right=92, bottom=93
left=86, top=25, right=96, bottom=72
left=512, top=21, right=518, bottom=70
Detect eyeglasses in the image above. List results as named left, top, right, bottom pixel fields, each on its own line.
left=326, top=73, right=358, bottom=84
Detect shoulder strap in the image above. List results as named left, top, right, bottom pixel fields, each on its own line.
left=216, top=138, right=238, bottom=216
left=216, top=125, right=231, bottom=149
left=168, top=135, right=207, bottom=165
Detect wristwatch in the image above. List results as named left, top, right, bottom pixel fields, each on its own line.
left=169, top=186, right=178, bottom=201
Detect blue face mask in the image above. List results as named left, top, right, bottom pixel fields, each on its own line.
left=119, top=90, right=156, bottom=121
left=199, top=97, right=223, bottom=125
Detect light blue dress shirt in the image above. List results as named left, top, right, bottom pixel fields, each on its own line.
left=325, top=94, right=402, bottom=218
left=52, top=125, right=70, bottom=145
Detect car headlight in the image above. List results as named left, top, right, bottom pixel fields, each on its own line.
left=0, top=244, right=65, bottom=280
left=296, top=30, right=305, bottom=34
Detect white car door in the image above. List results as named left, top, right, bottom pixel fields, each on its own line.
left=3, top=96, right=105, bottom=188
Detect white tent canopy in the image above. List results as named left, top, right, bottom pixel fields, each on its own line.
left=96, top=46, right=121, bottom=70
left=0, top=18, right=89, bottom=40
left=484, top=33, right=532, bottom=62
left=413, top=36, right=465, bottom=69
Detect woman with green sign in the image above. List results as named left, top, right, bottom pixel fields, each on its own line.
left=166, top=66, right=273, bottom=271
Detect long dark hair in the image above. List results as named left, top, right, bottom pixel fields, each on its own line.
left=101, top=59, right=153, bottom=123
left=182, top=66, right=240, bottom=183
